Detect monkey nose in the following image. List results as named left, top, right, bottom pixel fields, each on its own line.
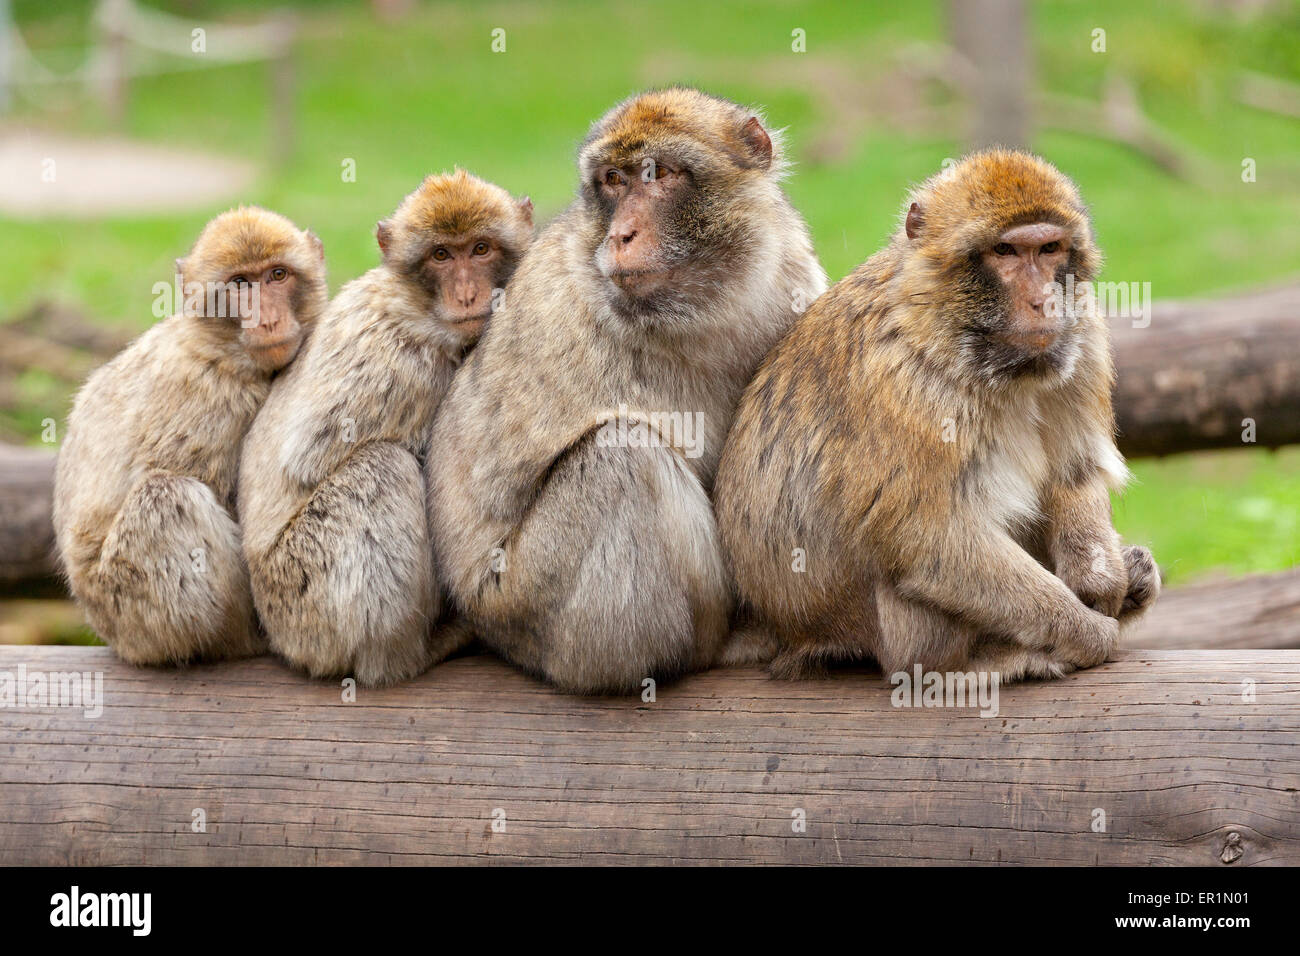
left=609, top=227, right=638, bottom=247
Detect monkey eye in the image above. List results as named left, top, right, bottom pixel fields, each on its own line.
left=603, top=169, right=623, bottom=187
left=432, top=247, right=450, bottom=261
left=653, top=163, right=671, bottom=180
left=230, top=274, right=250, bottom=286
left=269, top=267, right=288, bottom=282
left=993, top=243, right=1016, bottom=257
left=1040, top=240, right=1061, bottom=254
left=473, top=242, right=490, bottom=256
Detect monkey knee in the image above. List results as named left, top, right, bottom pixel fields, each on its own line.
left=255, top=442, right=436, bottom=682
left=93, top=474, right=258, bottom=663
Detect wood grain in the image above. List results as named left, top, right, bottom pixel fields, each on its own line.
left=1, top=646, right=1296, bottom=865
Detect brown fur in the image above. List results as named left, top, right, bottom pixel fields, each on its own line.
left=53, top=207, right=327, bottom=665
left=715, top=150, right=1160, bottom=683
left=239, top=171, right=532, bottom=686
left=425, top=89, right=827, bottom=694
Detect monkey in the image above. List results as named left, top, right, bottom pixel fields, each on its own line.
left=238, top=169, right=533, bottom=686
left=53, top=207, right=328, bottom=666
left=424, top=88, right=828, bottom=695
left=714, top=149, right=1161, bottom=683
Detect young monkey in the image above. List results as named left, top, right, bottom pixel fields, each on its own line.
left=239, top=169, right=533, bottom=686
left=54, top=207, right=327, bottom=665
left=715, top=150, right=1160, bottom=682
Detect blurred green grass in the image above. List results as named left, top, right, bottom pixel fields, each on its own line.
left=3, top=0, right=1299, bottom=587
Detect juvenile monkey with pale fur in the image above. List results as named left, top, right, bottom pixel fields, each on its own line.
left=715, top=150, right=1160, bottom=682
left=54, top=207, right=327, bottom=665
left=426, top=89, right=826, bottom=694
left=239, top=170, right=532, bottom=686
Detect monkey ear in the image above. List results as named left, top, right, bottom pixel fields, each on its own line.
left=305, top=230, right=324, bottom=260
left=376, top=220, right=392, bottom=255
left=739, top=116, right=773, bottom=171
left=905, top=202, right=924, bottom=240
left=517, top=196, right=534, bottom=225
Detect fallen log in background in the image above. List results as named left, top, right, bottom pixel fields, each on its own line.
left=0, top=443, right=56, bottom=587
left=1111, top=280, right=1300, bottom=457
left=0, top=646, right=1295, bottom=865
left=1131, top=568, right=1300, bottom=651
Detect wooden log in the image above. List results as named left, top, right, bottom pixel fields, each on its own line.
left=0, top=646, right=1296, bottom=865
left=1111, top=280, right=1300, bottom=457
left=1130, top=569, right=1300, bottom=652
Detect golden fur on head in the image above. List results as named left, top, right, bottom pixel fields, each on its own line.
left=905, top=149, right=1101, bottom=279
left=578, top=86, right=786, bottom=185
left=379, top=168, right=533, bottom=269
left=179, top=205, right=323, bottom=287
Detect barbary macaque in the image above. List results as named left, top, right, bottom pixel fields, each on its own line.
left=715, top=149, right=1160, bottom=682
left=239, top=170, right=533, bottom=686
left=53, top=207, right=327, bottom=664
left=425, top=88, right=827, bottom=694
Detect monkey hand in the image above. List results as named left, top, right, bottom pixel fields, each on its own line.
left=1056, top=538, right=1127, bottom=619
left=1119, top=545, right=1161, bottom=622
left=1052, top=607, right=1119, bottom=670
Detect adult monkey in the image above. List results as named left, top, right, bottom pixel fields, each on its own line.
left=715, top=150, right=1160, bottom=683
left=426, top=88, right=826, bottom=693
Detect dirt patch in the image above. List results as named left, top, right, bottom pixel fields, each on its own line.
left=0, top=127, right=258, bottom=218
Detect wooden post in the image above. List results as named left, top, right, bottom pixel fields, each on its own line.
left=268, top=11, right=297, bottom=167
left=0, top=0, right=13, bottom=114
left=93, top=0, right=130, bottom=126
left=948, top=0, right=1032, bottom=149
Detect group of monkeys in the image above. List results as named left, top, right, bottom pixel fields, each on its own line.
left=51, top=87, right=1161, bottom=695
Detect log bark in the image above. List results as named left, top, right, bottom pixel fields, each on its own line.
left=0, top=647, right=1295, bottom=865
left=1111, top=280, right=1300, bottom=456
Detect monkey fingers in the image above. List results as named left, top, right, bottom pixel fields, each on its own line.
left=1119, top=545, right=1161, bottom=623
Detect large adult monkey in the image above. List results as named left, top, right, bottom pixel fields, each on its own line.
left=426, top=88, right=827, bottom=694
left=240, top=170, right=533, bottom=687
left=715, top=150, right=1160, bottom=683
left=54, top=207, right=327, bottom=665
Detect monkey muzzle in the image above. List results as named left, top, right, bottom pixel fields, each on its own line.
left=993, top=329, right=1059, bottom=354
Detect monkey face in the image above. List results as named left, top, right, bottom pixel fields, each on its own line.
left=591, top=160, right=696, bottom=300
left=375, top=170, right=534, bottom=340
left=233, top=265, right=309, bottom=373
left=417, top=237, right=507, bottom=338
left=959, top=222, right=1088, bottom=383
left=177, top=206, right=328, bottom=376
left=577, top=91, right=780, bottom=318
